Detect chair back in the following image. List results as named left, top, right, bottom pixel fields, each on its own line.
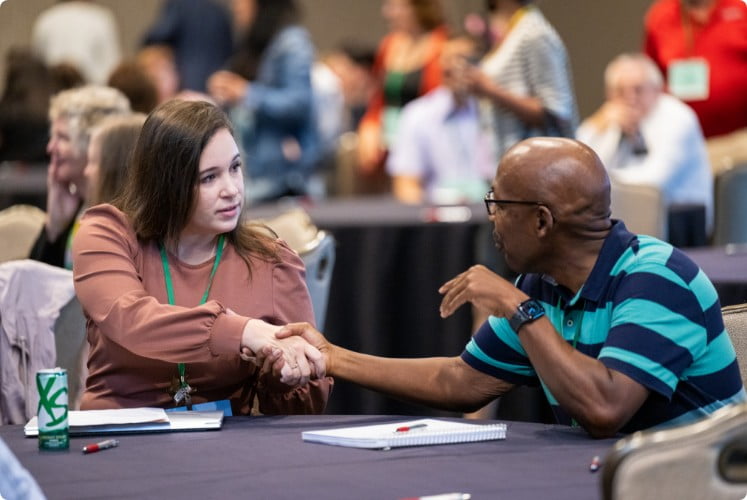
left=713, top=163, right=747, bottom=246
left=254, top=209, right=336, bottom=330
left=610, top=180, right=667, bottom=240
left=53, top=296, right=88, bottom=411
left=602, top=403, right=747, bottom=500
left=299, top=231, right=335, bottom=331
left=723, top=303, right=747, bottom=386
left=0, top=205, right=45, bottom=263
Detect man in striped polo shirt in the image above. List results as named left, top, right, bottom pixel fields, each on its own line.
left=276, top=137, right=745, bottom=437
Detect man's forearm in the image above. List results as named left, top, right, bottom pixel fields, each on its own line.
left=329, top=346, right=501, bottom=412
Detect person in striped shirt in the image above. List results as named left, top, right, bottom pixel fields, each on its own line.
left=275, top=137, right=745, bottom=438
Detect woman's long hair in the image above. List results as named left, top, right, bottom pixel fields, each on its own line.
left=115, top=99, right=279, bottom=268
left=228, top=0, right=301, bottom=80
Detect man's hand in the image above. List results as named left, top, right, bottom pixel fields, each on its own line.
left=275, top=322, right=333, bottom=375
left=240, top=319, right=325, bottom=387
left=438, top=265, right=526, bottom=319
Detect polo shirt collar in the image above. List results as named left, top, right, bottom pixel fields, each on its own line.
left=576, top=219, right=637, bottom=304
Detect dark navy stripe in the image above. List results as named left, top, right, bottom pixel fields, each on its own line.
left=686, top=361, right=743, bottom=399
left=602, top=358, right=673, bottom=398
left=705, top=301, right=725, bottom=343
left=471, top=321, right=529, bottom=368
left=611, top=272, right=706, bottom=329
left=666, top=248, right=700, bottom=284
left=606, top=323, right=694, bottom=375
left=460, top=351, right=538, bottom=386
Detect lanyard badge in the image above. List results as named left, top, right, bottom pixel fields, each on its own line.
left=160, top=234, right=225, bottom=407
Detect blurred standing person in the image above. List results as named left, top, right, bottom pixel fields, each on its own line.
left=357, top=0, right=448, bottom=183
left=142, top=0, right=234, bottom=94
left=31, top=0, right=122, bottom=85
left=208, top=0, right=321, bottom=203
left=644, top=0, right=747, bottom=139
left=464, top=0, right=577, bottom=159
left=29, top=85, right=130, bottom=269
left=644, top=0, right=747, bottom=172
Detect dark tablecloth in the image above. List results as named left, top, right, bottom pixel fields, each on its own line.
left=0, top=414, right=617, bottom=500
left=684, top=246, right=747, bottom=307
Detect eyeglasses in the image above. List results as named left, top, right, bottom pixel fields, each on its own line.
left=484, top=189, right=553, bottom=218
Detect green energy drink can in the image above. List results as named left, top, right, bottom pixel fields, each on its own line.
left=36, top=368, right=69, bottom=450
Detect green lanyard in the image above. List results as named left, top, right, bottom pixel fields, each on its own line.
left=159, top=234, right=225, bottom=403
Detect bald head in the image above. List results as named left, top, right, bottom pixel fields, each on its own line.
left=497, top=137, right=612, bottom=237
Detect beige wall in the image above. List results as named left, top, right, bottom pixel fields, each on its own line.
left=0, top=0, right=653, bottom=118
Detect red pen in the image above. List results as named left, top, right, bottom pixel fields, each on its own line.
left=395, top=423, right=428, bottom=433
left=82, top=438, right=119, bottom=454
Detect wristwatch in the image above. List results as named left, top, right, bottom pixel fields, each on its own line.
left=509, top=299, right=545, bottom=333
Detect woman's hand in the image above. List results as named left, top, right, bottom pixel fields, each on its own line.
left=45, top=162, right=83, bottom=241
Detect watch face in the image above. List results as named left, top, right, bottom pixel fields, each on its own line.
left=522, top=301, right=543, bottom=318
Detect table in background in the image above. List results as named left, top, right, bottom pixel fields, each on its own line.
left=684, top=245, right=747, bottom=307
left=0, top=415, right=617, bottom=499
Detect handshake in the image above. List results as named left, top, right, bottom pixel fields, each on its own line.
left=240, top=319, right=329, bottom=388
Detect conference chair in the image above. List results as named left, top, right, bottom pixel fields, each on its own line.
left=609, top=180, right=667, bottom=241
left=713, top=163, right=747, bottom=246
left=254, top=209, right=337, bottom=331
left=601, top=403, right=747, bottom=500
left=723, top=303, right=747, bottom=386
left=0, top=260, right=75, bottom=424
left=53, top=296, right=88, bottom=411
left=0, top=204, right=45, bottom=263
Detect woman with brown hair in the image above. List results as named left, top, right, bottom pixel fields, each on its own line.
left=72, top=99, right=331, bottom=415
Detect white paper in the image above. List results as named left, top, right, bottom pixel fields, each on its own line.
left=302, top=418, right=507, bottom=449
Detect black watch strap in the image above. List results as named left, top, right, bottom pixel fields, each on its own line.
left=509, top=299, right=545, bottom=333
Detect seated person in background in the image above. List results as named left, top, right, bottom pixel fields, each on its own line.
left=72, top=100, right=331, bottom=415
left=386, top=36, right=495, bottom=205
left=29, top=85, right=130, bottom=269
left=276, top=137, right=745, bottom=438
left=83, top=113, right=147, bottom=206
left=577, top=53, right=713, bottom=235
left=107, top=60, right=159, bottom=114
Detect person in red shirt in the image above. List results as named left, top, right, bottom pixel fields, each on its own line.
left=644, top=0, right=747, bottom=139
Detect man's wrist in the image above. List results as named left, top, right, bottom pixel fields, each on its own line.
left=508, top=299, right=546, bottom=333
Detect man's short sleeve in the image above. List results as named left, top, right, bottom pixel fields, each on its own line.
left=461, top=316, right=539, bottom=386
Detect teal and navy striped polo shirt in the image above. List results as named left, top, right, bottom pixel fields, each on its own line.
left=462, top=220, right=746, bottom=432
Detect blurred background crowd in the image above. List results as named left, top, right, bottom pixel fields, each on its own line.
left=0, top=0, right=745, bottom=244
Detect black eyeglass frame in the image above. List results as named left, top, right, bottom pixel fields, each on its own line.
left=484, top=190, right=555, bottom=220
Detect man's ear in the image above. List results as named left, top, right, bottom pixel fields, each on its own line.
left=535, top=205, right=554, bottom=237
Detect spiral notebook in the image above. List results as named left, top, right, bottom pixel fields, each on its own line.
left=302, top=418, right=507, bottom=449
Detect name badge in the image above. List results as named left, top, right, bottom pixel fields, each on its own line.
left=667, top=58, right=709, bottom=100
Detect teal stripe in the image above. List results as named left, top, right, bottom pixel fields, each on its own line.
left=612, top=298, right=705, bottom=357
left=610, top=239, right=674, bottom=277
left=599, top=346, right=678, bottom=391
left=465, top=341, right=536, bottom=378
left=685, top=330, right=737, bottom=376
left=689, top=269, right=720, bottom=311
